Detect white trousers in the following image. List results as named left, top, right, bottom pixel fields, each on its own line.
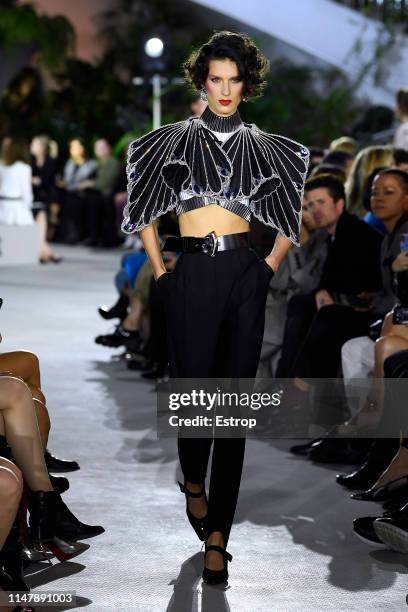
left=341, top=336, right=375, bottom=416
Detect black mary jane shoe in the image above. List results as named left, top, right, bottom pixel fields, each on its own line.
left=178, top=480, right=208, bottom=541
left=202, top=544, right=233, bottom=585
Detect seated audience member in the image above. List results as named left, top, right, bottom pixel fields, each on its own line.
left=307, top=169, right=408, bottom=462
left=95, top=248, right=178, bottom=359
left=0, top=137, right=33, bottom=226
left=0, top=348, right=79, bottom=472
left=276, top=175, right=383, bottom=407
left=394, top=147, right=408, bottom=172
left=346, top=145, right=394, bottom=218
left=309, top=164, right=346, bottom=184
left=337, top=169, right=408, bottom=486
left=341, top=169, right=408, bottom=414
left=352, top=350, right=408, bottom=553
left=78, top=138, right=121, bottom=246
left=95, top=214, right=179, bottom=356
left=126, top=251, right=179, bottom=381
left=393, top=87, right=408, bottom=152
left=0, top=375, right=103, bottom=588
left=321, top=150, right=354, bottom=177
left=259, top=201, right=328, bottom=376
left=60, top=137, right=97, bottom=243
left=30, top=134, right=61, bottom=263
left=111, top=141, right=137, bottom=247
left=95, top=257, right=153, bottom=352
left=329, top=136, right=358, bottom=157
left=361, top=167, right=388, bottom=235
left=306, top=147, right=325, bottom=177
left=0, top=316, right=104, bottom=590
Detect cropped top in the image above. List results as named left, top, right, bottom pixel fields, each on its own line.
left=123, top=106, right=310, bottom=246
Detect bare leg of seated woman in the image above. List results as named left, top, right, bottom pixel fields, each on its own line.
left=0, top=378, right=53, bottom=492
left=364, top=318, right=408, bottom=489
left=121, top=294, right=143, bottom=332
left=339, top=313, right=408, bottom=433
left=0, top=458, right=23, bottom=550
left=0, top=351, right=52, bottom=447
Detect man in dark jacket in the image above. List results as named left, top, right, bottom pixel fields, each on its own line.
left=277, top=175, right=383, bottom=382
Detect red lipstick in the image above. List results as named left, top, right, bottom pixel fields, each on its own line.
left=219, top=100, right=232, bottom=106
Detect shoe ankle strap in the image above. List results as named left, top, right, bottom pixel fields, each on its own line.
left=178, top=480, right=204, bottom=497
left=204, top=545, right=232, bottom=562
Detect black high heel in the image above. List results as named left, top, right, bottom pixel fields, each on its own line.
left=351, top=474, right=408, bottom=502
left=178, top=480, right=208, bottom=541
left=202, top=544, right=233, bottom=585
left=0, top=524, right=29, bottom=592
left=28, top=490, right=84, bottom=562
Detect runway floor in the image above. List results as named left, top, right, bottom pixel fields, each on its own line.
left=1, top=246, right=408, bottom=611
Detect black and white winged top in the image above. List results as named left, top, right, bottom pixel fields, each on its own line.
left=122, top=105, right=310, bottom=247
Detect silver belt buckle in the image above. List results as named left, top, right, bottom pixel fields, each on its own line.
left=202, top=231, right=218, bottom=257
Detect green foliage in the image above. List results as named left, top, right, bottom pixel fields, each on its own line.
left=231, top=61, right=362, bottom=146
left=0, top=0, right=393, bottom=148
left=0, top=1, right=74, bottom=71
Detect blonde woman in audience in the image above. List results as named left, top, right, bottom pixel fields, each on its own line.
left=30, top=135, right=61, bottom=263
left=346, top=145, right=394, bottom=217
left=330, top=136, right=359, bottom=156
left=394, top=88, right=408, bottom=151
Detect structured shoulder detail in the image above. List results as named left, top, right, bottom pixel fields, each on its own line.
left=221, top=125, right=281, bottom=200
left=122, top=120, right=189, bottom=233
left=122, top=116, right=310, bottom=245
left=161, top=119, right=232, bottom=197
left=246, top=125, right=310, bottom=246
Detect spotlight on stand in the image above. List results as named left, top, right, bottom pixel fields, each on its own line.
left=144, top=37, right=164, bottom=59
left=145, top=37, right=164, bottom=130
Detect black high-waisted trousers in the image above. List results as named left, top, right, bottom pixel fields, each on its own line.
left=157, top=245, right=273, bottom=545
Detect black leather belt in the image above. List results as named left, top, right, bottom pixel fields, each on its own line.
left=162, top=231, right=250, bottom=257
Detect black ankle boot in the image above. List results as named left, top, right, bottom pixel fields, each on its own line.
left=0, top=524, right=29, bottom=592
left=98, top=293, right=129, bottom=321
left=28, top=490, right=81, bottom=561
left=45, top=449, right=80, bottom=473
left=56, top=498, right=105, bottom=541
left=95, top=325, right=142, bottom=351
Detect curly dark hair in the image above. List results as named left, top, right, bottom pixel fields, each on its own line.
left=183, top=31, right=269, bottom=100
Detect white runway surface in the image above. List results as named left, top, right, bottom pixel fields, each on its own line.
left=1, top=246, right=408, bottom=611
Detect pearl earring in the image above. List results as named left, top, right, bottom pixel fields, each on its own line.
left=200, top=87, right=208, bottom=102
left=242, top=95, right=249, bottom=102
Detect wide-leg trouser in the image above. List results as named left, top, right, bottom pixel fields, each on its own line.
left=158, top=246, right=273, bottom=545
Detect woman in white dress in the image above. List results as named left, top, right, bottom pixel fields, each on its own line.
left=0, top=138, right=34, bottom=226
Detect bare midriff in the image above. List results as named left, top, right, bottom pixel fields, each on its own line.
left=178, top=204, right=250, bottom=237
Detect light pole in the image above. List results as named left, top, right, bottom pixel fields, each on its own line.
left=144, top=37, right=164, bottom=130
